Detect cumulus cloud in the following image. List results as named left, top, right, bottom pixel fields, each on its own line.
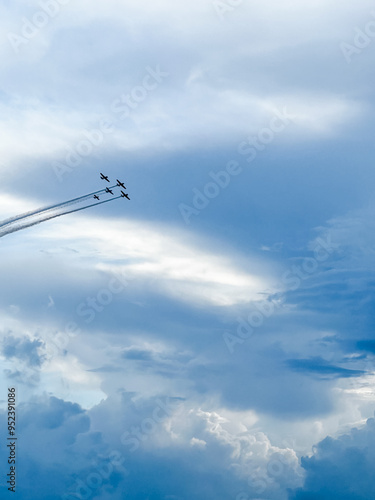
left=289, top=414, right=375, bottom=499
left=73, top=393, right=303, bottom=500
left=0, top=333, right=46, bottom=388
left=2, top=334, right=45, bottom=367
left=0, top=395, right=99, bottom=498
left=0, top=392, right=303, bottom=499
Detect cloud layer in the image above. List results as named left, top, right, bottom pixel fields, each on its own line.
left=1, top=0, right=375, bottom=498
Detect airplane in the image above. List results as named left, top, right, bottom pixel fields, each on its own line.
left=100, top=173, right=110, bottom=182
left=93, top=195, right=100, bottom=200
left=116, top=179, right=126, bottom=189
left=121, top=191, right=130, bottom=200
left=106, top=187, right=114, bottom=195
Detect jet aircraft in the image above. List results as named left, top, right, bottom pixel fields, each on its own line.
left=100, top=173, right=110, bottom=182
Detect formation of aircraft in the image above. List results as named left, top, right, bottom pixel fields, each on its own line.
left=100, top=173, right=131, bottom=201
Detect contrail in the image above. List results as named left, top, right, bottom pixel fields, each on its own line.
left=0, top=185, right=117, bottom=229
left=0, top=196, right=122, bottom=239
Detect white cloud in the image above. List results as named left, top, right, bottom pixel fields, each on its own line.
left=0, top=0, right=369, bottom=172
left=28, top=214, right=275, bottom=308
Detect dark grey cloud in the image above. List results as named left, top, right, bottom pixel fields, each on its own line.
left=286, top=357, right=366, bottom=379
left=356, top=340, right=375, bottom=354
left=289, top=414, right=375, bottom=500
left=2, top=334, right=45, bottom=367
left=122, top=347, right=154, bottom=362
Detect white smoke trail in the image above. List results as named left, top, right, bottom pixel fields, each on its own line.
left=0, top=185, right=117, bottom=229
left=0, top=196, right=122, bottom=239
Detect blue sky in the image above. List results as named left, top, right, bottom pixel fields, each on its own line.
left=1, top=1, right=375, bottom=498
